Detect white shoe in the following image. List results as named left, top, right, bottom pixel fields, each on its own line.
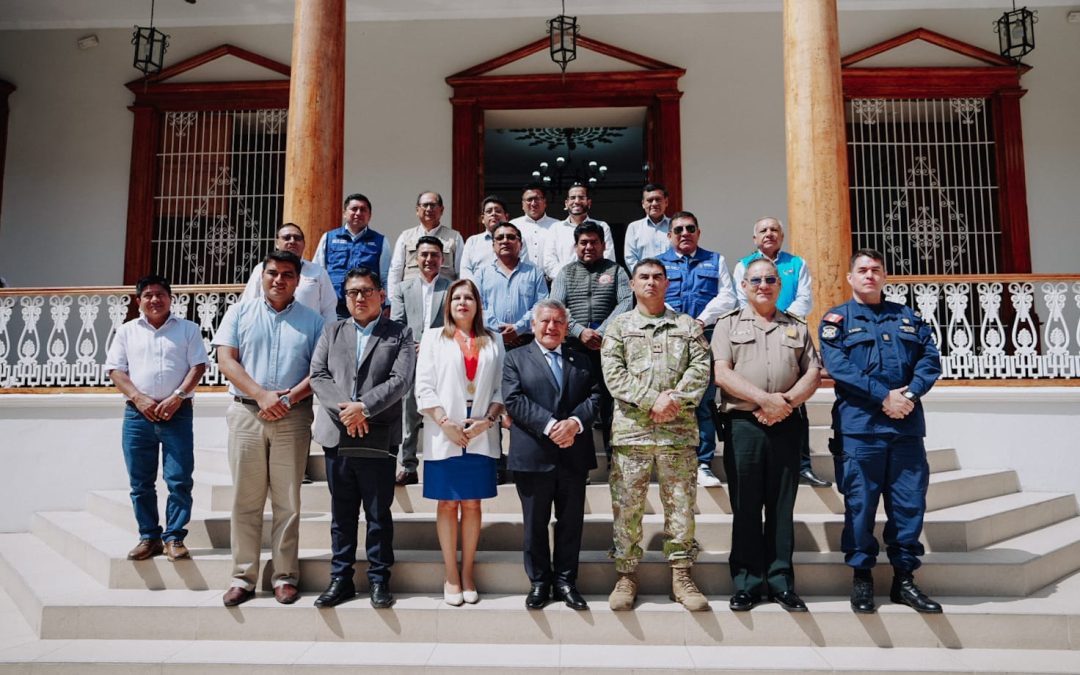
left=444, top=582, right=464, bottom=606
left=697, top=464, right=721, bottom=488
left=462, top=588, right=479, bottom=604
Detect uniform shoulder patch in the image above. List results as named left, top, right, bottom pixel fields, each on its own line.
left=718, top=308, right=740, bottom=319
left=823, top=312, right=844, bottom=324
left=821, top=324, right=840, bottom=340
left=782, top=310, right=806, bottom=324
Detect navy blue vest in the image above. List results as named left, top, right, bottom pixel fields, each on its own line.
left=324, top=226, right=385, bottom=299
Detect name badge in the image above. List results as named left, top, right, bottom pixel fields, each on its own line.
left=900, top=325, right=916, bottom=334
left=785, top=327, right=798, bottom=339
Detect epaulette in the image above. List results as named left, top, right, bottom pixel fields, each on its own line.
left=717, top=307, right=740, bottom=319
left=782, top=310, right=806, bottom=324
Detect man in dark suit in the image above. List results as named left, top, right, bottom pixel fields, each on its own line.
left=389, top=235, right=448, bottom=486
left=310, top=267, right=417, bottom=608
left=503, top=298, right=600, bottom=610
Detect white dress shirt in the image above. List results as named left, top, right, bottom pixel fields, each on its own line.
left=105, top=314, right=210, bottom=401
left=420, top=275, right=438, bottom=328
left=511, top=213, right=559, bottom=271
left=541, top=217, right=616, bottom=280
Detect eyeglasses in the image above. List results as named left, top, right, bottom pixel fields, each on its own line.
left=418, top=202, right=441, bottom=210
left=671, top=224, right=698, bottom=235
left=279, top=234, right=304, bottom=242
left=494, top=234, right=519, bottom=241
left=345, top=287, right=379, bottom=299
left=747, top=276, right=779, bottom=286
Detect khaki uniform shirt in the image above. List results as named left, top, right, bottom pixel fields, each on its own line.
left=711, top=306, right=820, bottom=413
left=600, top=308, right=711, bottom=446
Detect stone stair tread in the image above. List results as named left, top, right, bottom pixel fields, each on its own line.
left=926, top=490, right=1074, bottom=520
left=985, top=514, right=1080, bottom=554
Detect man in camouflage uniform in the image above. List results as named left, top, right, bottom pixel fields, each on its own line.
left=600, top=258, right=712, bottom=611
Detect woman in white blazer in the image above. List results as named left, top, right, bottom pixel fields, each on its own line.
left=415, top=278, right=505, bottom=606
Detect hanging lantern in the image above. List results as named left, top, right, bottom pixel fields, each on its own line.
left=548, top=1, right=578, bottom=74
left=132, top=0, right=169, bottom=75
left=994, top=1, right=1037, bottom=62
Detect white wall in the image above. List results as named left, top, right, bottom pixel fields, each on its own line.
left=0, top=8, right=1077, bottom=285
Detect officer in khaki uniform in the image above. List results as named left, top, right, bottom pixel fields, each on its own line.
left=600, top=258, right=712, bottom=612
left=713, top=258, right=821, bottom=612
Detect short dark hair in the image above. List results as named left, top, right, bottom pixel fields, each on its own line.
left=642, top=183, right=668, bottom=197
left=567, top=182, right=589, bottom=198
left=849, top=248, right=885, bottom=271
left=416, top=191, right=443, bottom=207
left=632, top=258, right=667, bottom=278
left=342, top=193, right=371, bottom=210
left=345, top=266, right=382, bottom=290
left=265, top=249, right=302, bottom=276
left=481, top=195, right=508, bottom=214
left=493, top=222, right=522, bottom=239
left=521, top=182, right=547, bottom=196
left=671, top=210, right=698, bottom=226
left=416, top=235, right=444, bottom=251
left=276, top=222, right=303, bottom=238
left=135, top=274, right=171, bottom=297
left=573, top=222, right=604, bottom=244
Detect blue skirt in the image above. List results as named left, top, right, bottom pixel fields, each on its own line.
left=423, top=452, right=498, bottom=500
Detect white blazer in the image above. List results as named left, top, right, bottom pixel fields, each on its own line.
left=415, top=329, right=505, bottom=461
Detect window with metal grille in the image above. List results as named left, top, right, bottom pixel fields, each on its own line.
left=152, top=109, right=287, bottom=285
left=847, top=97, right=1000, bottom=275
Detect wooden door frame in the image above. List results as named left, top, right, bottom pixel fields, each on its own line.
left=445, top=35, right=685, bottom=235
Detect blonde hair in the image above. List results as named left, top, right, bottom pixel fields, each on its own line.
left=441, top=278, right=492, bottom=347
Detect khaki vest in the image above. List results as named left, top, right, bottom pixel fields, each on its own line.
left=402, top=224, right=459, bottom=282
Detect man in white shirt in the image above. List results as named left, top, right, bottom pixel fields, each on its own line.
left=461, top=196, right=529, bottom=280
left=386, top=191, right=464, bottom=299
left=623, top=183, right=672, bottom=271
left=510, top=183, right=560, bottom=272
left=542, top=183, right=616, bottom=280
left=312, top=194, right=393, bottom=318
left=242, top=223, right=338, bottom=324
left=105, top=274, right=209, bottom=563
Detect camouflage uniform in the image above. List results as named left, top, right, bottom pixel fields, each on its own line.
left=601, top=307, right=711, bottom=573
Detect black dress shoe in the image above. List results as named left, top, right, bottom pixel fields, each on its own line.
left=799, top=468, right=832, bottom=488
left=891, top=575, right=942, bottom=614
left=553, top=583, right=588, bottom=610
left=769, top=590, right=808, bottom=612
left=369, top=581, right=395, bottom=609
left=314, top=577, right=356, bottom=608
left=850, top=576, right=876, bottom=614
left=728, top=590, right=760, bottom=612
left=525, top=582, right=550, bottom=610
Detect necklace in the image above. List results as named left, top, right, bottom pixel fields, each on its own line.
left=454, top=329, right=480, bottom=394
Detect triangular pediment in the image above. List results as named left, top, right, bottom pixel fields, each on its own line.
left=126, top=44, right=289, bottom=90
left=448, top=34, right=681, bottom=82
left=843, top=28, right=1018, bottom=69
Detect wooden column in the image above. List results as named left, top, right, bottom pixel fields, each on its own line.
left=283, top=0, right=346, bottom=258
left=783, top=0, right=851, bottom=328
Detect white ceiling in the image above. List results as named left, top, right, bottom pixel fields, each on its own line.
left=0, top=0, right=1074, bottom=31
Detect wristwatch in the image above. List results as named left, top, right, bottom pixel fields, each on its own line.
left=357, top=401, right=371, bottom=418
left=279, top=394, right=292, bottom=409
left=902, top=391, right=919, bottom=403
left=173, top=388, right=189, bottom=400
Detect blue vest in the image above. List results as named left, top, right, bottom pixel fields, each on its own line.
left=739, top=250, right=803, bottom=313
left=658, top=247, right=722, bottom=318
left=324, top=226, right=385, bottom=299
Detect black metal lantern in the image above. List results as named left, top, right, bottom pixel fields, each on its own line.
left=994, top=1, right=1037, bottom=62
left=132, top=0, right=169, bottom=75
left=548, top=1, right=578, bottom=74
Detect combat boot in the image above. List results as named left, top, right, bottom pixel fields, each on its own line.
left=670, top=567, right=709, bottom=611
left=608, top=572, right=638, bottom=611
left=850, top=569, right=876, bottom=614
left=891, top=573, right=943, bottom=613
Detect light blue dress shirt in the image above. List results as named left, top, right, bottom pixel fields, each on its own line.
left=212, top=299, right=324, bottom=396
left=353, top=315, right=380, bottom=366
left=473, top=259, right=548, bottom=334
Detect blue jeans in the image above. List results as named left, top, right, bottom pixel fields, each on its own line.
left=696, top=380, right=718, bottom=465
left=121, top=401, right=195, bottom=542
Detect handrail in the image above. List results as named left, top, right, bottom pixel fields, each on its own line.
left=889, top=274, right=1080, bottom=283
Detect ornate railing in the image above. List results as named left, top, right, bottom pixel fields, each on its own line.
left=0, top=285, right=242, bottom=391
left=886, top=275, right=1080, bottom=381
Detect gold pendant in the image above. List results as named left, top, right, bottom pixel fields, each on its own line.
left=467, top=381, right=476, bottom=395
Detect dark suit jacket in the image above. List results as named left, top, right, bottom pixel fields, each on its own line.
left=310, top=318, right=416, bottom=454
left=503, top=341, right=599, bottom=473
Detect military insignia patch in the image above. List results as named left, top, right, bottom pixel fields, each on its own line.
left=821, top=325, right=839, bottom=339
left=823, top=312, right=844, bottom=323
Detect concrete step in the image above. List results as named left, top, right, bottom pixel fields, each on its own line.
left=29, top=508, right=1080, bottom=597
left=86, top=488, right=1077, bottom=554
left=190, top=461, right=1015, bottom=516
left=5, top=529, right=1080, bottom=652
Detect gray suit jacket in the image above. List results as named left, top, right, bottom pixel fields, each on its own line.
left=390, top=275, right=448, bottom=339
left=310, top=318, right=416, bottom=454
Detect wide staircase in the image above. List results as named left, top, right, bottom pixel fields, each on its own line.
left=2, top=399, right=1080, bottom=672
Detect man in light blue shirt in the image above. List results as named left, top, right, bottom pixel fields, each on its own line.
left=623, top=183, right=672, bottom=271
left=472, top=222, right=548, bottom=349
left=213, top=250, right=324, bottom=607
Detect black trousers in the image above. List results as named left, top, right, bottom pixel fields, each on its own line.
left=722, top=412, right=800, bottom=596
left=323, top=448, right=396, bottom=585
left=514, top=464, right=588, bottom=585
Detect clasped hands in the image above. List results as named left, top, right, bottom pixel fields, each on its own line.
left=338, top=401, right=369, bottom=437
left=753, top=392, right=795, bottom=426
left=649, top=389, right=682, bottom=424
left=255, top=389, right=293, bottom=421
left=439, top=415, right=495, bottom=447
left=133, top=393, right=183, bottom=422
left=881, top=387, right=915, bottom=420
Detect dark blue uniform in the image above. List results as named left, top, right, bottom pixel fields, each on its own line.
left=819, top=299, right=941, bottom=573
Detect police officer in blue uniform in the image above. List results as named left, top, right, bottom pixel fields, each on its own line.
left=313, top=193, right=392, bottom=318
left=819, top=248, right=942, bottom=614
left=656, top=211, right=737, bottom=487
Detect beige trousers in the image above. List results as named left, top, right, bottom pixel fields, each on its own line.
left=226, top=399, right=313, bottom=590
